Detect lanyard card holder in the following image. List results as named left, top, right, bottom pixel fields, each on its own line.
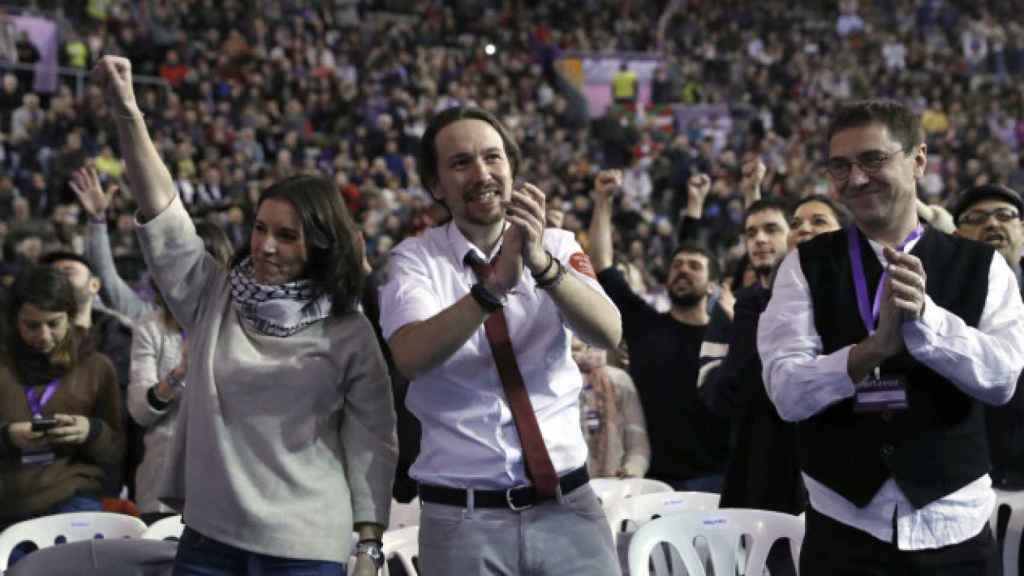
left=854, top=372, right=910, bottom=413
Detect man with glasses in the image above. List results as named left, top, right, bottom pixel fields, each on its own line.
left=955, top=184, right=1024, bottom=560
left=954, top=184, right=1024, bottom=294
left=759, top=99, right=1024, bottom=573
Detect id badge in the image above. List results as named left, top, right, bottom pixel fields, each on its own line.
left=584, top=409, right=601, bottom=433
left=21, top=449, right=55, bottom=466
left=854, top=374, right=909, bottom=413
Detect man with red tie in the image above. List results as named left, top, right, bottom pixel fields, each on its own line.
left=378, top=106, right=623, bottom=575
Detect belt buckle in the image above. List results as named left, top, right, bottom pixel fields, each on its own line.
left=506, top=487, right=533, bottom=511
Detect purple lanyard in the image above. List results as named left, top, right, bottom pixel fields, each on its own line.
left=847, top=225, right=924, bottom=333
left=25, top=379, right=59, bottom=418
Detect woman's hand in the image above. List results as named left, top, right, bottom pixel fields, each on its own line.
left=46, top=414, right=91, bottom=446
left=352, top=554, right=380, bottom=576
left=92, top=56, right=141, bottom=116
left=7, top=421, right=48, bottom=451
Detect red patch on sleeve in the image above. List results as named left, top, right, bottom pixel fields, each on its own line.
left=569, top=252, right=597, bottom=279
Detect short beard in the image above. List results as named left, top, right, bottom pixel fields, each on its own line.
left=669, top=291, right=704, bottom=308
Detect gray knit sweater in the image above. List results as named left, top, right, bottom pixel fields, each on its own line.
left=136, top=196, right=397, bottom=563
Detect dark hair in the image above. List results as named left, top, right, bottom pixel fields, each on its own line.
left=670, top=243, right=721, bottom=281
left=744, top=198, right=792, bottom=228
left=8, top=266, right=80, bottom=366
left=791, top=195, right=851, bottom=228
left=231, top=175, right=365, bottom=316
left=826, top=99, right=923, bottom=151
left=195, top=220, right=235, bottom=267
left=417, top=106, right=522, bottom=194
left=39, top=251, right=94, bottom=275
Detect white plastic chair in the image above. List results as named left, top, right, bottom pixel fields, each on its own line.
left=990, top=488, right=1024, bottom=576
left=382, top=526, right=419, bottom=576
left=140, top=514, right=185, bottom=541
left=591, top=478, right=629, bottom=509
left=627, top=509, right=804, bottom=576
left=388, top=498, right=420, bottom=531
left=606, top=491, right=721, bottom=535
left=605, top=491, right=721, bottom=575
left=619, top=478, right=674, bottom=497
left=0, top=512, right=148, bottom=571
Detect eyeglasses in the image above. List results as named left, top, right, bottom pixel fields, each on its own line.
left=957, top=207, right=1021, bottom=226
left=825, top=149, right=905, bottom=181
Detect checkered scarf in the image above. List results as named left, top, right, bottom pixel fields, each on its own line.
left=229, top=257, right=332, bottom=337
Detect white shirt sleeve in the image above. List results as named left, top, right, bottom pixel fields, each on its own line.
left=758, top=251, right=857, bottom=422
left=377, top=245, right=444, bottom=341
left=903, top=253, right=1024, bottom=405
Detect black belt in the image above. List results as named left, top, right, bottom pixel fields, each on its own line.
left=419, top=466, right=589, bottom=511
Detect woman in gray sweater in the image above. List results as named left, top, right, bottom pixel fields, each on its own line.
left=90, top=56, right=398, bottom=576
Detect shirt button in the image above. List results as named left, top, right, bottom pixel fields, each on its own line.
left=880, top=444, right=895, bottom=458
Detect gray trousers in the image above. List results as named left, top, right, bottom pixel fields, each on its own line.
left=419, top=484, right=621, bottom=576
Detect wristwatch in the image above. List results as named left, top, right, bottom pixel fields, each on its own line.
left=470, top=282, right=506, bottom=312
left=355, top=539, right=384, bottom=570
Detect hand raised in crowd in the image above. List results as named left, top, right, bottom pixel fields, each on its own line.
left=44, top=414, right=91, bottom=446
left=884, top=246, right=928, bottom=322
left=70, top=165, right=118, bottom=220
left=686, top=172, right=711, bottom=218
left=739, top=156, right=767, bottom=204
left=92, top=55, right=141, bottom=116
left=592, top=169, right=623, bottom=204
left=6, top=421, right=49, bottom=451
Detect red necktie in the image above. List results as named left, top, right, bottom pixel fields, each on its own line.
left=466, top=252, right=560, bottom=497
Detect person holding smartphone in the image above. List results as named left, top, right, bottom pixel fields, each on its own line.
left=0, top=266, right=124, bottom=535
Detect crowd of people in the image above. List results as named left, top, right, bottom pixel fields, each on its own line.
left=0, top=0, right=1023, bottom=574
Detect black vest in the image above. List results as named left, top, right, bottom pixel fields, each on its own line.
left=797, top=227, right=994, bottom=509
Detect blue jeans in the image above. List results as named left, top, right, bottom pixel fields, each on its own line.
left=173, top=527, right=346, bottom=576
left=6, top=494, right=104, bottom=566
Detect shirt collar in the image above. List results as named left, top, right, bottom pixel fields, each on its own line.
left=446, top=222, right=506, bottom=269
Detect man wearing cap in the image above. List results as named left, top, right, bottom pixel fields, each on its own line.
left=955, top=184, right=1024, bottom=505
left=760, top=99, right=1024, bottom=572
left=954, top=184, right=1024, bottom=296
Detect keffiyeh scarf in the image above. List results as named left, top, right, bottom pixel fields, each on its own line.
left=229, top=257, right=332, bottom=337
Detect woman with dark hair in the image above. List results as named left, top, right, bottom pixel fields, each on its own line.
left=787, top=194, right=850, bottom=249
left=96, top=56, right=396, bottom=576
left=0, top=267, right=124, bottom=529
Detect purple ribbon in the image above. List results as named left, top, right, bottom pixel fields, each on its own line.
left=848, top=225, right=924, bottom=333
left=25, top=379, right=59, bottom=418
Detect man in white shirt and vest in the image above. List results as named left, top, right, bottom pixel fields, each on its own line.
left=378, top=106, right=623, bottom=575
left=759, top=98, right=1024, bottom=574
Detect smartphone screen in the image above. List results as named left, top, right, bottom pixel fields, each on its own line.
left=31, top=418, right=59, bottom=432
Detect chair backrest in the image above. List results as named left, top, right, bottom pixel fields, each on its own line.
left=591, top=478, right=630, bottom=508
left=619, top=478, right=674, bottom=497
left=140, top=515, right=185, bottom=542
left=607, top=491, right=721, bottom=535
left=388, top=498, right=420, bottom=531
left=0, top=512, right=148, bottom=570
left=627, top=509, right=804, bottom=576
left=382, top=526, right=419, bottom=576
left=991, top=488, right=1024, bottom=576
